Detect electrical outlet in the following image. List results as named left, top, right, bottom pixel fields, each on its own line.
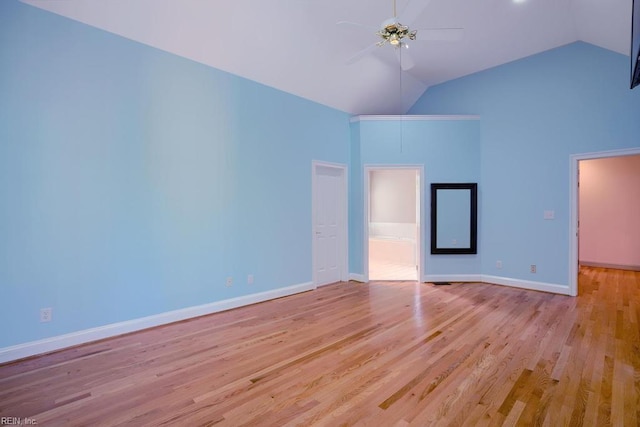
left=247, top=274, right=254, bottom=284
left=530, top=264, right=537, bottom=273
left=452, top=239, right=457, bottom=246
left=496, top=260, right=502, bottom=269
left=226, top=277, right=233, bottom=287
left=40, top=308, right=52, bottom=323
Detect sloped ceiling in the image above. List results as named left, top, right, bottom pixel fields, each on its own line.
left=22, top=0, right=633, bottom=115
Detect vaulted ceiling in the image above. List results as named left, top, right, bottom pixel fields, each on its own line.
left=22, top=0, right=633, bottom=115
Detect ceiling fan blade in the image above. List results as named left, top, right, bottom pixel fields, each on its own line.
left=415, top=28, right=464, bottom=41
left=336, top=20, right=378, bottom=31
left=346, top=43, right=379, bottom=65
left=398, top=0, right=433, bottom=26
left=395, top=47, right=415, bottom=71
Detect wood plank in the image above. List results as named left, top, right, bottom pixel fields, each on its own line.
left=0, top=267, right=638, bottom=425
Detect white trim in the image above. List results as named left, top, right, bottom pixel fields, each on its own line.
left=481, top=275, right=570, bottom=295
left=424, top=274, right=569, bottom=295
left=363, top=167, right=370, bottom=283
left=569, top=147, right=640, bottom=296
left=312, top=160, right=349, bottom=287
left=364, top=165, right=425, bottom=283
left=424, top=274, right=483, bottom=283
left=350, top=115, right=480, bottom=123
left=0, top=282, right=314, bottom=364
left=349, top=273, right=366, bottom=282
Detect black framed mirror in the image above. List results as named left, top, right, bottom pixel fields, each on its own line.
left=431, top=183, right=478, bottom=254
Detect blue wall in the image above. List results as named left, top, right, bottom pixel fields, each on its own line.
left=0, top=1, right=349, bottom=348
left=410, top=42, right=640, bottom=287
left=349, top=118, right=481, bottom=278
left=3, top=1, right=639, bottom=352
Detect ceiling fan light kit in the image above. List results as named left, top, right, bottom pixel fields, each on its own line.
left=376, top=19, right=417, bottom=47
left=342, top=0, right=464, bottom=70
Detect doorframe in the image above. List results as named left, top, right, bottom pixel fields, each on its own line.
left=569, top=147, right=640, bottom=296
left=312, top=160, right=349, bottom=287
left=364, top=164, right=425, bottom=282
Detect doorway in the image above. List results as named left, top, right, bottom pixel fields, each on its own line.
left=365, top=166, right=423, bottom=281
left=312, top=161, right=348, bottom=287
left=569, top=148, right=640, bottom=295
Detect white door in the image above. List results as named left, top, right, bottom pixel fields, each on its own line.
left=313, top=163, right=346, bottom=286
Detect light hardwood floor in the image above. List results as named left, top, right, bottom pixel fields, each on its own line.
left=1, top=267, right=638, bottom=426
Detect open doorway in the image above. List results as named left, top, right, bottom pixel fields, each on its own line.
left=570, top=148, right=640, bottom=295
left=365, top=166, right=423, bottom=281
left=579, top=155, right=640, bottom=269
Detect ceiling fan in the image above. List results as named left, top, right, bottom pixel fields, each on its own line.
left=339, top=0, right=464, bottom=70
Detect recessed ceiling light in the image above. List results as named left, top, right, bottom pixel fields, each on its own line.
left=513, top=0, right=526, bottom=3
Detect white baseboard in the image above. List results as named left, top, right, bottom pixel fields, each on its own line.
left=424, top=274, right=483, bottom=283
left=0, top=282, right=315, bottom=365
left=424, top=274, right=570, bottom=295
left=0, top=273, right=572, bottom=364
left=481, top=275, right=570, bottom=295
